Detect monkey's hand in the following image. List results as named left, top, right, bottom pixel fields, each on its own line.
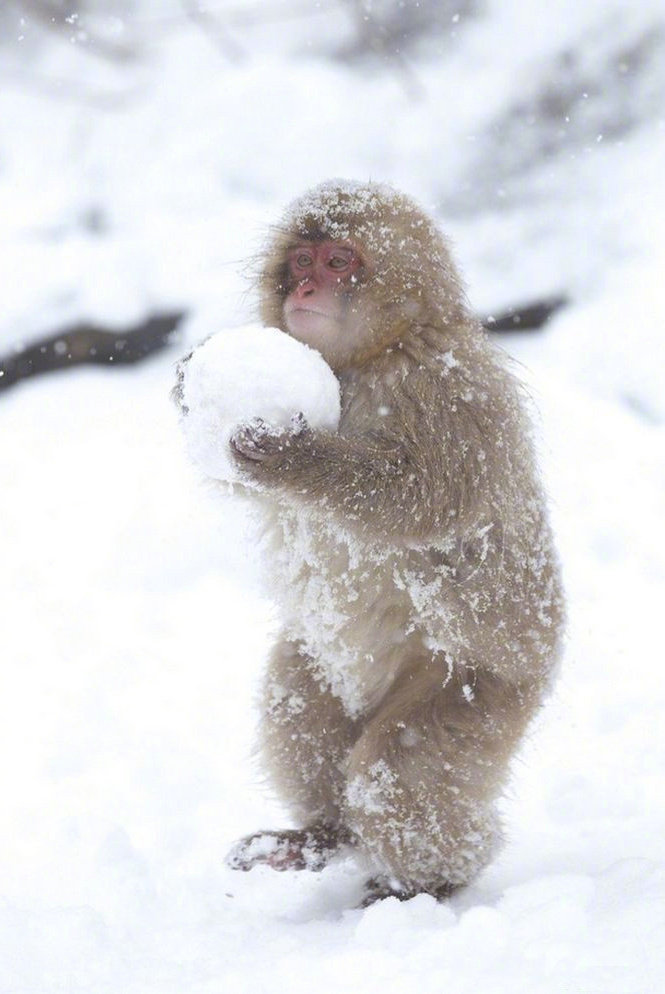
left=230, top=413, right=309, bottom=468
left=225, top=824, right=352, bottom=873
left=230, top=415, right=436, bottom=540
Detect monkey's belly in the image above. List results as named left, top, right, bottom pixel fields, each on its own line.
left=256, top=501, right=562, bottom=714
left=260, top=506, right=426, bottom=716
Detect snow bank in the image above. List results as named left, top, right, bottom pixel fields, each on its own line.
left=1, top=1, right=664, bottom=991
left=177, top=325, right=341, bottom=483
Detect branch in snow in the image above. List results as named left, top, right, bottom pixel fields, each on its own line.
left=482, top=295, right=568, bottom=333
left=0, top=311, right=186, bottom=392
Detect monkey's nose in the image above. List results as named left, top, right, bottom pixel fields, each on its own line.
left=294, top=279, right=316, bottom=298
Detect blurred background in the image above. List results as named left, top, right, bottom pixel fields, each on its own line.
left=1, top=0, right=663, bottom=381
left=0, top=4, right=664, bottom=992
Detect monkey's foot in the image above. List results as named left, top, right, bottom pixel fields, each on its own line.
left=225, top=823, right=352, bottom=873
left=360, top=875, right=457, bottom=907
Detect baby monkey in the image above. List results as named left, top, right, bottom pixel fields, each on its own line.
left=215, top=181, right=564, bottom=903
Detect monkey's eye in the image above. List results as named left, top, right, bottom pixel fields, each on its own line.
left=296, top=253, right=314, bottom=269
left=328, top=255, right=350, bottom=271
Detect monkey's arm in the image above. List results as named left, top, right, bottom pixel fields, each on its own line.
left=234, top=418, right=406, bottom=505
left=231, top=413, right=471, bottom=541
left=231, top=351, right=515, bottom=539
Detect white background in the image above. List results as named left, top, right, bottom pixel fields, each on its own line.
left=0, top=2, right=663, bottom=990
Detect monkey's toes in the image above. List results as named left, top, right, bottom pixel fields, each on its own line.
left=359, top=875, right=457, bottom=907
left=226, top=831, right=275, bottom=871
left=224, top=830, right=317, bottom=872
left=226, top=826, right=349, bottom=873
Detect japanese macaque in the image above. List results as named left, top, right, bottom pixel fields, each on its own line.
left=200, top=181, right=564, bottom=902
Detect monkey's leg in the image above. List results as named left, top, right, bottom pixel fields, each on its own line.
left=226, top=639, right=359, bottom=873
left=344, top=661, right=540, bottom=901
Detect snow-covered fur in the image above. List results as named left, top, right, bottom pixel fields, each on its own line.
left=202, top=181, right=565, bottom=896
left=175, top=324, right=341, bottom=484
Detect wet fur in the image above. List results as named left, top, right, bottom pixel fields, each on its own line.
left=204, top=181, right=564, bottom=896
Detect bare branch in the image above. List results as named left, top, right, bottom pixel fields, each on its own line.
left=180, top=0, right=245, bottom=63
left=341, top=0, right=426, bottom=100
left=11, top=0, right=140, bottom=63
left=0, top=312, right=186, bottom=393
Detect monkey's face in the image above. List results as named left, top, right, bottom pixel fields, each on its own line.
left=282, top=240, right=366, bottom=366
left=260, top=182, right=469, bottom=369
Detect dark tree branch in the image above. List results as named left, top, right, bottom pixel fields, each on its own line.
left=13, top=0, right=139, bottom=62
left=482, top=295, right=567, bottom=332
left=180, top=0, right=245, bottom=63
left=0, top=311, right=186, bottom=392
left=0, top=295, right=566, bottom=395
left=341, top=0, right=425, bottom=99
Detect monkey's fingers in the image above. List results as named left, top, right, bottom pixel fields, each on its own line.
left=289, top=411, right=310, bottom=437
left=230, top=418, right=282, bottom=462
left=231, top=415, right=309, bottom=464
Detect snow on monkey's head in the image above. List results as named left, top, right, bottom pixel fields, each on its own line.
left=258, top=180, right=470, bottom=371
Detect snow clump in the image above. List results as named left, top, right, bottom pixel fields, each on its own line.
left=178, top=324, right=341, bottom=483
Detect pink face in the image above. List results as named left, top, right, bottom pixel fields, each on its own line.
left=282, top=240, right=363, bottom=351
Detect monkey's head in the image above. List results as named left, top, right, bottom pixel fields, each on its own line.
left=258, top=180, right=469, bottom=371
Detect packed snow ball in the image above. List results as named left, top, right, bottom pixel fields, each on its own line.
left=178, top=324, right=341, bottom=483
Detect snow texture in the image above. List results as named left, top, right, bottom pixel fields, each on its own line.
left=1, top=0, right=664, bottom=991
left=177, top=324, right=340, bottom=484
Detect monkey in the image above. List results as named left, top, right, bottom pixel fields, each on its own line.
left=180, top=180, right=565, bottom=903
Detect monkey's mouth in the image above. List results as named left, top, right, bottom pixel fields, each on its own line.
left=287, top=305, right=333, bottom=318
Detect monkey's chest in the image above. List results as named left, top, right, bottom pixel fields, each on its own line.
left=261, top=506, right=416, bottom=716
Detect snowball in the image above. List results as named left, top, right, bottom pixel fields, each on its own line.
left=178, top=324, right=341, bottom=483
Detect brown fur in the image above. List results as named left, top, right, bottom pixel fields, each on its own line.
left=225, top=180, right=565, bottom=898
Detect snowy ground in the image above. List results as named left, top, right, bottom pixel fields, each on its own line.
left=1, top=2, right=664, bottom=991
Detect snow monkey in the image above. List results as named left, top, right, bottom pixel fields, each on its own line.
left=222, top=180, right=565, bottom=902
